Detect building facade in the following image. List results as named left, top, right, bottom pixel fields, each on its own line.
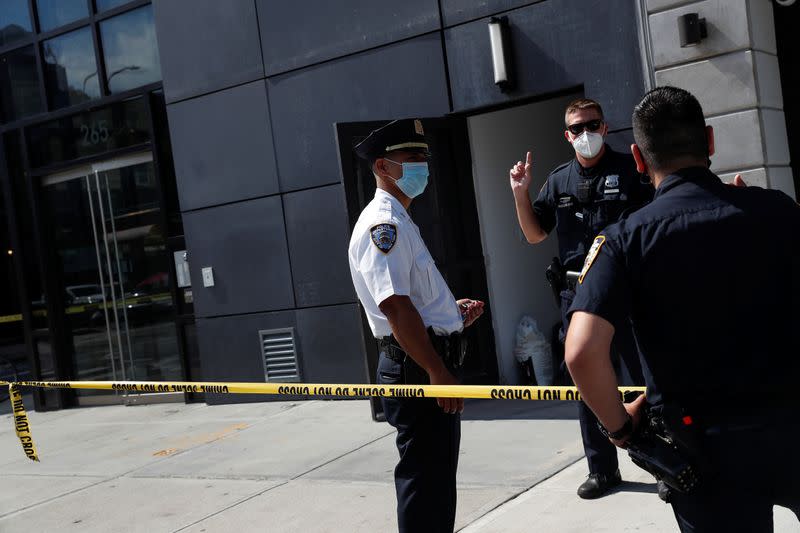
left=1, top=0, right=796, bottom=411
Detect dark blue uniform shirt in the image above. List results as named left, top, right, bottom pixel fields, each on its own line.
left=570, top=166, right=800, bottom=411
left=533, top=147, right=654, bottom=270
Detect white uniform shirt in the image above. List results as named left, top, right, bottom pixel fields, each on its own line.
left=348, top=189, right=464, bottom=338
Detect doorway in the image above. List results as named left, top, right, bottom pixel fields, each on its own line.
left=467, top=92, right=579, bottom=385
left=40, top=152, right=182, bottom=405
left=774, top=0, right=798, bottom=197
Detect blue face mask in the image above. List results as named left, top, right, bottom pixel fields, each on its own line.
left=384, top=159, right=429, bottom=198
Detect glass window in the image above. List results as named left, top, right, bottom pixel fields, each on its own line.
left=0, top=0, right=33, bottom=47
left=26, top=96, right=150, bottom=168
left=36, top=0, right=89, bottom=32
left=0, top=46, right=43, bottom=123
left=100, top=5, right=160, bottom=93
left=95, top=0, right=133, bottom=12
left=42, top=26, right=99, bottom=109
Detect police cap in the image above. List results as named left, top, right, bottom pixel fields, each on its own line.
left=354, top=119, right=429, bottom=160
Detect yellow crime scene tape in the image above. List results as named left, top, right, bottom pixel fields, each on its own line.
left=2, top=380, right=645, bottom=462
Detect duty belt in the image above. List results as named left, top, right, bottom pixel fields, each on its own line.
left=377, top=327, right=467, bottom=369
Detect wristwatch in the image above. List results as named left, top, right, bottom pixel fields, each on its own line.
left=599, top=414, right=634, bottom=440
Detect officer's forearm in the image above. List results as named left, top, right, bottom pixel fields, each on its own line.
left=513, top=194, right=547, bottom=244
left=380, top=295, right=448, bottom=376
left=565, top=311, right=629, bottom=433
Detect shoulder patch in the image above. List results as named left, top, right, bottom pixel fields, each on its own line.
left=578, top=235, right=606, bottom=284
left=370, top=223, right=397, bottom=254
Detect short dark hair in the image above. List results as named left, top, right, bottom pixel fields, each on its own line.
left=632, top=86, right=708, bottom=170
left=564, top=98, right=604, bottom=125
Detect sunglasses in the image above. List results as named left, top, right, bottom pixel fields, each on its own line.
left=567, top=119, right=603, bottom=135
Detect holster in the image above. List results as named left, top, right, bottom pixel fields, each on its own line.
left=625, top=404, right=703, bottom=494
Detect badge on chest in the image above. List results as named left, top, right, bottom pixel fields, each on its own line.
left=370, top=223, right=397, bottom=253
left=604, top=175, right=620, bottom=195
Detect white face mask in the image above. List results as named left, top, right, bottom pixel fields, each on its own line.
left=571, top=131, right=604, bottom=159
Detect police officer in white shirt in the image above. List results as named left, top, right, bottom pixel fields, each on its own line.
left=348, top=119, right=484, bottom=533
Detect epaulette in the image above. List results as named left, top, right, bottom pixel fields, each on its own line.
left=548, top=160, right=572, bottom=176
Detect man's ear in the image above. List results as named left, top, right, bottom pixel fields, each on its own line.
left=564, top=129, right=572, bottom=143
left=373, top=158, right=389, bottom=179
left=631, top=144, right=648, bottom=174
left=706, top=125, right=715, bottom=157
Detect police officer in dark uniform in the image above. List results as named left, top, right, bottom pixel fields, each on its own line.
left=347, top=119, right=485, bottom=532
left=565, top=86, right=800, bottom=531
left=509, top=98, right=652, bottom=498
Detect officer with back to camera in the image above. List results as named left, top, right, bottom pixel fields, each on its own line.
left=565, top=86, right=800, bottom=531
left=508, top=98, right=652, bottom=498
left=347, top=119, right=485, bottom=533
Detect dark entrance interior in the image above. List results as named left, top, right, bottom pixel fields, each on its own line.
left=774, top=1, right=799, bottom=195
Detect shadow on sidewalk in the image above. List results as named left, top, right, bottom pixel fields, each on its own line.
left=612, top=480, right=659, bottom=495
left=462, top=399, right=579, bottom=421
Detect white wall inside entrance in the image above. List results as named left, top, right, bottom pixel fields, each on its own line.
left=468, top=93, right=579, bottom=385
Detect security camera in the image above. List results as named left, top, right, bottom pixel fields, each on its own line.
left=774, top=0, right=796, bottom=6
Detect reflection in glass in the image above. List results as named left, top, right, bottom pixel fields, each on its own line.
left=41, top=161, right=181, bottom=397
left=0, top=46, right=43, bottom=123
left=0, top=180, right=31, bottom=392
left=26, top=96, right=150, bottom=168
left=42, top=26, right=100, bottom=109
left=100, top=5, right=161, bottom=93
left=0, top=0, right=33, bottom=47
left=95, top=0, right=133, bottom=12
left=36, top=0, right=89, bottom=32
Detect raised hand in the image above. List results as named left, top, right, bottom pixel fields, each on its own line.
left=509, top=151, right=533, bottom=196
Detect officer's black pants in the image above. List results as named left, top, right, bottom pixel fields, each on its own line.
left=669, top=422, right=800, bottom=532
left=560, top=289, right=644, bottom=475
left=377, top=352, right=460, bottom=533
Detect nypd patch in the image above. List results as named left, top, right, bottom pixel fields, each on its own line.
left=578, top=235, right=606, bottom=284
left=370, top=224, right=397, bottom=254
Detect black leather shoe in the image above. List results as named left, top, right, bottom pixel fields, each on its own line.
left=577, top=469, right=622, bottom=499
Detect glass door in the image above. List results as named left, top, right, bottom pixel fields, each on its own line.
left=41, top=153, right=182, bottom=404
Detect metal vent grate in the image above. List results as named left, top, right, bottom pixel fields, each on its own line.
left=260, top=328, right=301, bottom=382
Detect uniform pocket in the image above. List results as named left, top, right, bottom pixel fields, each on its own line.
left=377, top=354, right=403, bottom=384
left=412, top=253, right=436, bottom=305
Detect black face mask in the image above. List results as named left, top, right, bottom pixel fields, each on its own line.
left=576, top=178, right=594, bottom=204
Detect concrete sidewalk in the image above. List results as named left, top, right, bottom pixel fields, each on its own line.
left=0, top=398, right=797, bottom=532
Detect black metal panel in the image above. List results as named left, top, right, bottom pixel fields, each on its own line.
left=605, top=129, right=635, bottom=155
left=168, top=80, right=279, bottom=211
left=283, top=184, right=356, bottom=307
left=445, top=0, right=645, bottom=129
left=196, top=310, right=297, bottom=404
left=440, top=0, right=537, bottom=27
left=296, top=303, right=367, bottom=383
left=257, top=0, right=441, bottom=75
left=152, top=0, right=263, bottom=102
left=183, top=196, right=294, bottom=317
left=268, top=34, right=450, bottom=192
